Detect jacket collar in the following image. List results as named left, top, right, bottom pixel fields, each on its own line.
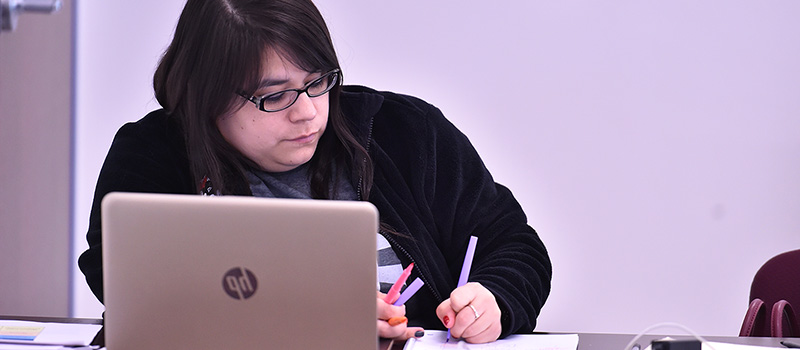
left=340, top=85, right=384, bottom=147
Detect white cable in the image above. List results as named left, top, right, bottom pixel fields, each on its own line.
left=623, top=322, right=717, bottom=350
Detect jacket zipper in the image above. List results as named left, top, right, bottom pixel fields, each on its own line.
left=381, top=230, right=443, bottom=303
left=359, top=116, right=442, bottom=303
left=356, top=116, right=375, bottom=201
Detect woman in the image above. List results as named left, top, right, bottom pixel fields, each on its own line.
left=78, top=0, right=552, bottom=344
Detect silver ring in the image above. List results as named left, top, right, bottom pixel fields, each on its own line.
left=468, top=304, right=481, bottom=320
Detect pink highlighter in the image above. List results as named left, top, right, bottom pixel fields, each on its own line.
left=384, top=263, right=414, bottom=304
left=383, top=262, right=425, bottom=333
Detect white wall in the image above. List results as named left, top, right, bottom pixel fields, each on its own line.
left=73, top=1, right=800, bottom=336
left=72, top=0, right=185, bottom=318
left=0, top=0, right=72, bottom=318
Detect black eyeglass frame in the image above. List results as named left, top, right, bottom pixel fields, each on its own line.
left=240, top=68, right=341, bottom=113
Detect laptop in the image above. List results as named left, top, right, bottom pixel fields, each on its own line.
left=101, top=192, right=378, bottom=349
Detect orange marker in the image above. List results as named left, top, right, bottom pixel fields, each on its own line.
left=387, top=316, right=408, bottom=326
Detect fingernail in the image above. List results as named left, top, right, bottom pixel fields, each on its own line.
left=443, top=316, right=450, bottom=326
left=415, top=330, right=425, bottom=338
left=388, top=316, right=408, bottom=326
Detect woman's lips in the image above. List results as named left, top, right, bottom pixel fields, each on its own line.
left=288, top=131, right=317, bottom=143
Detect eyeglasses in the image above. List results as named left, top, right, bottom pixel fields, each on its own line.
left=241, top=69, right=340, bottom=112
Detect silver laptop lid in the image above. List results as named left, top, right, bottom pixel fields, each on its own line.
left=102, top=192, right=378, bottom=349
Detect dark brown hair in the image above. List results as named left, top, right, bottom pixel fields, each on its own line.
left=153, top=0, right=372, bottom=199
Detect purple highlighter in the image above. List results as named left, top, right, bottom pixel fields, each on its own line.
left=392, top=277, right=424, bottom=306
left=447, top=235, right=478, bottom=342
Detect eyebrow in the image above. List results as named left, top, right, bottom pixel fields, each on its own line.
left=256, top=78, right=291, bottom=90
left=256, top=71, right=323, bottom=91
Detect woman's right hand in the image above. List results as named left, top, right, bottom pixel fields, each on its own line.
left=377, top=291, right=425, bottom=340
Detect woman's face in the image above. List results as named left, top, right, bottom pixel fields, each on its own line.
left=217, top=50, right=330, bottom=173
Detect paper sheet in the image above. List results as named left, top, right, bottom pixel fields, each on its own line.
left=703, top=342, right=785, bottom=350
left=645, top=339, right=785, bottom=350
left=0, top=345, right=96, bottom=350
left=0, top=320, right=101, bottom=347
left=404, top=330, right=579, bottom=350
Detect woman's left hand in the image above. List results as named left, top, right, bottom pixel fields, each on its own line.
left=435, top=282, right=502, bottom=344
left=377, top=291, right=425, bottom=340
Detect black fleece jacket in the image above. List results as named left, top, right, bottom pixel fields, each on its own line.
left=78, top=85, right=552, bottom=337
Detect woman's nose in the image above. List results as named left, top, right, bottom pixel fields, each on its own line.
left=287, top=92, right=317, bottom=122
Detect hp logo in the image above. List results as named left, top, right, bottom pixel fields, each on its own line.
left=222, top=267, right=258, bottom=300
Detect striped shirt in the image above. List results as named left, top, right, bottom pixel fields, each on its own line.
left=245, top=165, right=404, bottom=293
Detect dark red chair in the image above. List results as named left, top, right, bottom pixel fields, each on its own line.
left=740, top=249, right=800, bottom=337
